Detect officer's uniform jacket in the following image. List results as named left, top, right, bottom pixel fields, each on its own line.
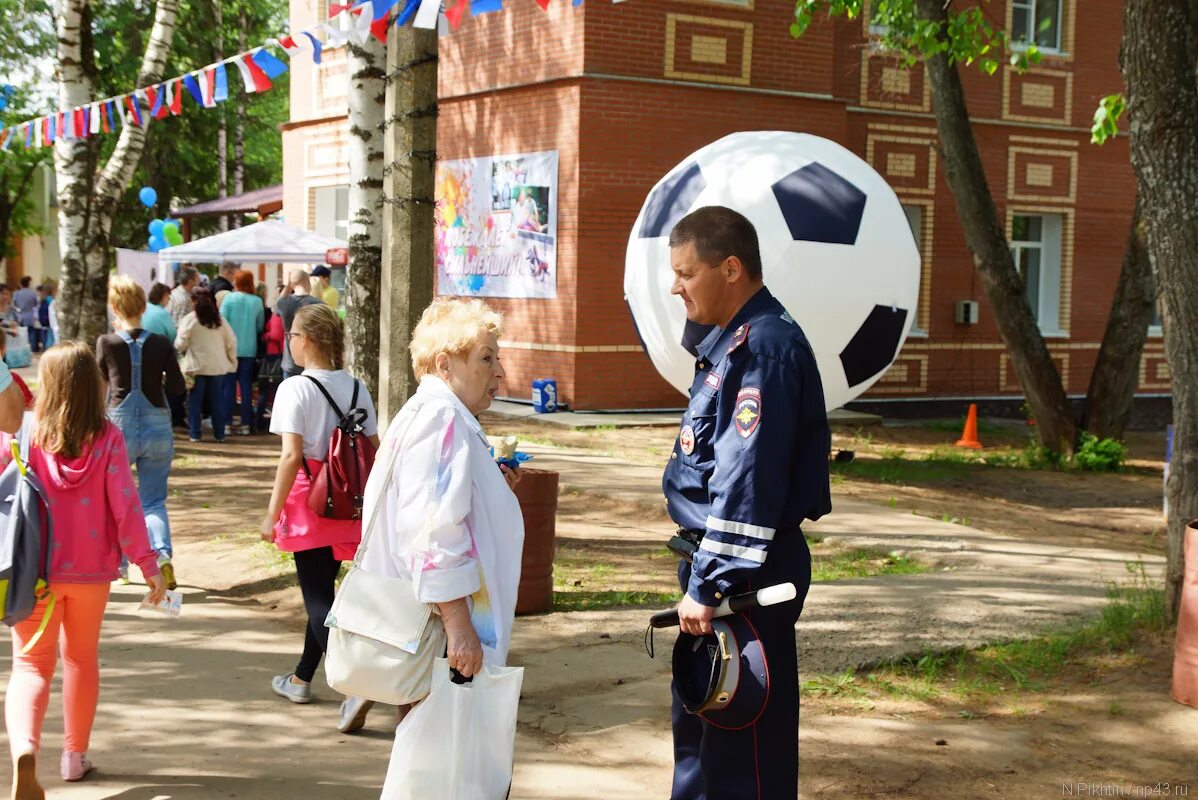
left=662, top=287, right=832, bottom=606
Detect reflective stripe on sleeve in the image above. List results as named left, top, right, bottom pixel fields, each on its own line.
left=706, top=515, right=776, bottom=542
left=699, top=538, right=768, bottom=564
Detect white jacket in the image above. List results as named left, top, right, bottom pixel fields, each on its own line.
left=359, top=375, right=525, bottom=665
left=175, top=313, right=236, bottom=376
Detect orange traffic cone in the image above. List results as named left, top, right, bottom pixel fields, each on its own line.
left=955, top=403, right=983, bottom=449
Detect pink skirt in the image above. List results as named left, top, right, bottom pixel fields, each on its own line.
left=274, top=458, right=362, bottom=561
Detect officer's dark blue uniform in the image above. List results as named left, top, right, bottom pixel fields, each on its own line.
left=663, top=285, right=831, bottom=800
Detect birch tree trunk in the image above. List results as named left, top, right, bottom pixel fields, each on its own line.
left=345, top=33, right=386, bottom=397
left=377, top=25, right=436, bottom=420
left=912, top=0, right=1077, bottom=455
left=1121, top=0, right=1198, bottom=622
left=232, top=9, right=247, bottom=229
left=55, top=0, right=180, bottom=344
left=214, top=0, right=227, bottom=231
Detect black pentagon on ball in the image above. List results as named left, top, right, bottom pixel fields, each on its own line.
left=771, top=162, right=867, bottom=245
left=639, top=161, right=706, bottom=239
left=839, top=305, right=909, bottom=388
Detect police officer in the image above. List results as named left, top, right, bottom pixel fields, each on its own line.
left=662, top=205, right=831, bottom=799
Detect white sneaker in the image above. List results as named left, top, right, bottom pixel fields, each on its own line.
left=271, top=673, right=312, bottom=704
left=117, top=564, right=131, bottom=586
left=337, top=696, right=375, bottom=733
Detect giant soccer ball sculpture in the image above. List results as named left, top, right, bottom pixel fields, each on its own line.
left=624, top=131, right=920, bottom=411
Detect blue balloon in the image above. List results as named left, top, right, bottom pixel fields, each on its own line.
left=148, top=235, right=167, bottom=252
left=148, top=219, right=165, bottom=237
left=139, top=187, right=158, bottom=208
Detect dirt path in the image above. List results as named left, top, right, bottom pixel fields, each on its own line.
left=0, top=432, right=1193, bottom=798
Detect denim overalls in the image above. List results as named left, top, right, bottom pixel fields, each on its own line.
left=109, top=330, right=174, bottom=561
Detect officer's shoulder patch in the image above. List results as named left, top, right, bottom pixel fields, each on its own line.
left=727, top=323, right=750, bottom=355
left=734, top=387, right=762, bottom=438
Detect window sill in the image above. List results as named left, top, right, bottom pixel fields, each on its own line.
left=907, top=328, right=929, bottom=339
left=1147, top=326, right=1163, bottom=338
left=1010, top=44, right=1068, bottom=58
left=1039, top=330, right=1069, bottom=339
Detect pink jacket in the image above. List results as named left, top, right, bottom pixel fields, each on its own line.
left=0, top=422, right=160, bottom=584
left=265, top=313, right=284, bottom=357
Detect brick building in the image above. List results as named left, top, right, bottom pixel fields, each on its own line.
left=282, top=0, right=1158, bottom=411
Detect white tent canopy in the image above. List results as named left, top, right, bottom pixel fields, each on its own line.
left=157, top=220, right=347, bottom=265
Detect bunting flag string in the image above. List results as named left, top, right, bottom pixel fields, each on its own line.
left=1, top=0, right=591, bottom=152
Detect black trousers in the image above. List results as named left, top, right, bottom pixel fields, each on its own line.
left=293, top=546, right=342, bottom=683
left=670, top=531, right=812, bottom=800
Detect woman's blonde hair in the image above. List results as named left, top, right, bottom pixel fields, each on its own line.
left=293, top=303, right=346, bottom=370
left=410, top=298, right=504, bottom=380
left=108, top=274, right=147, bottom=323
left=35, top=341, right=107, bottom=458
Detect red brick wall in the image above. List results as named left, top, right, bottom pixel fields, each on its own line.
left=436, top=0, right=1146, bottom=409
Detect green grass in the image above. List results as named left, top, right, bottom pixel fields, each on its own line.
left=830, top=442, right=1067, bottom=486
left=812, top=547, right=929, bottom=582
left=801, top=561, right=1167, bottom=703
left=553, top=589, right=681, bottom=612
left=918, top=417, right=1005, bottom=436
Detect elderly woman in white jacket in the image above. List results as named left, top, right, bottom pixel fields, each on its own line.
left=337, top=297, right=524, bottom=735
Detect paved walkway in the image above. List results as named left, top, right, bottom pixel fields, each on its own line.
left=516, top=441, right=1165, bottom=672
left=0, top=435, right=1168, bottom=798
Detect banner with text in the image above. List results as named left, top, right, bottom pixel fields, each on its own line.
left=435, top=149, right=558, bottom=299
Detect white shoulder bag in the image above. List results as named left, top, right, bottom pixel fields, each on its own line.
left=323, top=433, right=448, bottom=705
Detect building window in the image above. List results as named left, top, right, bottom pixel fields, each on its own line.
left=314, top=185, right=349, bottom=242
left=1010, top=213, right=1064, bottom=334
left=901, top=203, right=927, bottom=335
left=318, top=0, right=354, bottom=36
left=1149, top=301, right=1163, bottom=337
left=1012, top=0, right=1062, bottom=52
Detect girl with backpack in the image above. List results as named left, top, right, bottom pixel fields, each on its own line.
left=260, top=303, right=379, bottom=711
left=2, top=342, right=166, bottom=798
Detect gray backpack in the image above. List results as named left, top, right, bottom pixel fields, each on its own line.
left=0, top=419, right=55, bottom=652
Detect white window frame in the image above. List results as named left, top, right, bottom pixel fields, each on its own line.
left=1010, top=212, right=1064, bottom=336
left=314, top=184, right=350, bottom=243
left=1011, top=0, right=1064, bottom=54
left=319, top=0, right=354, bottom=37
left=1148, top=301, right=1163, bottom=338
left=901, top=202, right=928, bottom=337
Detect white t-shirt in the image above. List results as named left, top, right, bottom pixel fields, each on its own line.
left=270, top=369, right=379, bottom=460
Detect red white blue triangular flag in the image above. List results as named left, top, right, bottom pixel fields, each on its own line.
left=251, top=48, right=289, bottom=79
left=302, top=31, right=324, bottom=63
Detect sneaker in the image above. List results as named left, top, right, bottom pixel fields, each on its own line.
left=159, top=558, right=177, bottom=591
left=337, top=696, right=375, bottom=734
left=60, top=751, right=93, bottom=782
left=13, top=751, right=44, bottom=800
left=188, top=437, right=202, bottom=443
left=271, top=673, right=312, bottom=704
left=117, top=564, right=131, bottom=586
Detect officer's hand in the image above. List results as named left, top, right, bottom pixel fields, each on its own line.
left=677, top=594, right=716, bottom=636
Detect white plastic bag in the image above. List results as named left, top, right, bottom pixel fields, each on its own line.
left=382, top=658, right=524, bottom=800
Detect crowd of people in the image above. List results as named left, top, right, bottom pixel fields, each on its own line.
left=0, top=263, right=530, bottom=799
left=1, top=205, right=823, bottom=800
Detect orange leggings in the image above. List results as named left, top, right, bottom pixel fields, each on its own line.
left=6, top=583, right=111, bottom=755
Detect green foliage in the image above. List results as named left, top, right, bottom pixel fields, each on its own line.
left=0, top=87, right=54, bottom=256
left=1073, top=432, right=1126, bottom=472
left=790, top=0, right=1042, bottom=74
left=80, top=0, right=289, bottom=249
left=1091, top=94, right=1127, bottom=145
left=552, top=589, right=682, bottom=612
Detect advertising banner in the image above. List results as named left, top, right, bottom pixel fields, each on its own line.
left=435, top=149, right=558, bottom=299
